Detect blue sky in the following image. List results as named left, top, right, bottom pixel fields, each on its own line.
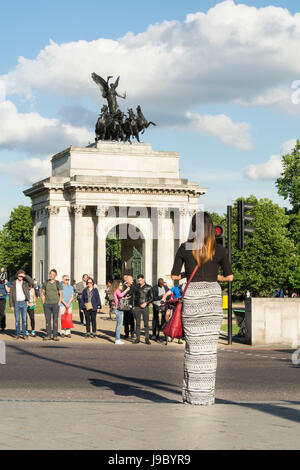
left=1, top=0, right=300, bottom=224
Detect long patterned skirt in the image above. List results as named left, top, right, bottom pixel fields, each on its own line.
left=182, top=281, right=223, bottom=405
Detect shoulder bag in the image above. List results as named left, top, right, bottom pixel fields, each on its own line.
left=118, top=296, right=131, bottom=311
left=163, top=265, right=199, bottom=339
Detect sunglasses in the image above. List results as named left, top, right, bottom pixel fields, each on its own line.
left=87, top=281, right=93, bottom=284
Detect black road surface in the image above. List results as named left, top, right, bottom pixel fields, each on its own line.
left=0, top=342, right=299, bottom=403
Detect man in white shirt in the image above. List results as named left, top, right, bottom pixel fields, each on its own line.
left=9, top=270, right=34, bottom=340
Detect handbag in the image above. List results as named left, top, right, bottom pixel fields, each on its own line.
left=163, top=265, right=199, bottom=339
left=61, top=307, right=73, bottom=329
left=118, top=296, right=131, bottom=311
left=84, top=302, right=93, bottom=311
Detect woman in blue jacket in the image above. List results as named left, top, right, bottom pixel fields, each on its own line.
left=80, top=277, right=101, bottom=338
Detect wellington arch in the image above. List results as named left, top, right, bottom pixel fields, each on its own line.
left=24, top=141, right=207, bottom=294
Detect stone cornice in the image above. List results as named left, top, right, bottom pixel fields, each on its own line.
left=63, top=182, right=206, bottom=197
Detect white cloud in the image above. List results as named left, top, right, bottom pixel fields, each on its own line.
left=0, top=157, right=51, bottom=185
left=244, top=137, right=298, bottom=180
left=244, top=155, right=283, bottom=180
left=185, top=111, right=252, bottom=150
left=2, top=0, right=300, bottom=157
left=280, top=138, right=297, bottom=155
left=0, top=100, right=93, bottom=155
left=2, top=1, right=300, bottom=117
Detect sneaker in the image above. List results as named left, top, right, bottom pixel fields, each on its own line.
left=133, top=339, right=140, bottom=344
left=30, top=331, right=36, bottom=337
left=145, top=339, right=151, bottom=345
left=115, top=339, right=124, bottom=345
left=91, top=333, right=96, bottom=338
left=66, top=334, right=71, bottom=338
left=178, top=338, right=184, bottom=344
left=85, top=333, right=90, bottom=338
left=151, top=335, right=157, bottom=341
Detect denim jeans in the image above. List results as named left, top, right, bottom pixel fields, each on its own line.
left=115, top=308, right=124, bottom=340
left=14, top=300, right=27, bottom=337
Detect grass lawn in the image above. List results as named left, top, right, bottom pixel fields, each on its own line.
left=5, top=298, right=79, bottom=314
left=5, top=300, right=241, bottom=335
left=220, top=323, right=240, bottom=335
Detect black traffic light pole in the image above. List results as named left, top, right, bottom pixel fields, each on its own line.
left=238, top=200, right=255, bottom=250
left=227, top=205, right=232, bottom=345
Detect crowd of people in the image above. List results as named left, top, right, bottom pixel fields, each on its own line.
left=0, top=268, right=183, bottom=344
left=2, top=211, right=299, bottom=407
left=1, top=211, right=237, bottom=406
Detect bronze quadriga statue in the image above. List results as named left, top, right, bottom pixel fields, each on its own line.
left=92, top=72, right=156, bottom=143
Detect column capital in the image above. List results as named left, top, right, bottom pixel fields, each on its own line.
left=70, top=205, right=85, bottom=216
left=187, top=208, right=196, bottom=217
left=96, top=205, right=109, bottom=217
left=157, top=207, right=168, bottom=218
left=45, top=206, right=60, bottom=216
left=179, top=207, right=188, bottom=217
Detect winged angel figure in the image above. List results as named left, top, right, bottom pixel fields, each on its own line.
left=91, top=72, right=126, bottom=115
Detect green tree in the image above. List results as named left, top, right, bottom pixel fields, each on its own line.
left=207, top=211, right=226, bottom=227
left=0, top=206, right=32, bottom=275
left=276, top=139, right=300, bottom=212
left=287, top=211, right=300, bottom=254
left=106, top=234, right=122, bottom=280
left=231, top=196, right=299, bottom=297
left=276, top=140, right=300, bottom=255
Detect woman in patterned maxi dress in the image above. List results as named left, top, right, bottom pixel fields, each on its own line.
left=171, top=212, right=233, bottom=405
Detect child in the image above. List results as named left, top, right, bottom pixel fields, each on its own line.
left=161, top=285, right=184, bottom=344
left=27, top=285, right=36, bottom=337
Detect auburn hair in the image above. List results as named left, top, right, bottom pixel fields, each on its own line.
left=111, top=279, right=123, bottom=294
left=188, top=212, right=216, bottom=266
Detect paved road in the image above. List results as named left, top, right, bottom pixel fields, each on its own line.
left=0, top=341, right=299, bottom=401
left=0, top=342, right=299, bottom=449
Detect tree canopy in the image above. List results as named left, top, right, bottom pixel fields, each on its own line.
left=209, top=196, right=299, bottom=297
left=276, top=139, right=300, bottom=213
left=0, top=205, right=32, bottom=276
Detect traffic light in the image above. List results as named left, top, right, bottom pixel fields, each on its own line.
left=214, top=224, right=225, bottom=247
left=237, top=200, right=255, bottom=250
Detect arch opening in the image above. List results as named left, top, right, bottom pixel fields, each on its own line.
left=106, top=223, right=145, bottom=282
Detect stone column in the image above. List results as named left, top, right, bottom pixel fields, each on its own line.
left=45, top=206, right=60, bottom=274
left=96, top=205, right=108, bottom=288
left=157, top=208, right=174, bottom=281
left=72, top=205, right=86, bottom=282
left=31, top=210, right=36, bottom=279
left=179, top=207, right=195, bottom=245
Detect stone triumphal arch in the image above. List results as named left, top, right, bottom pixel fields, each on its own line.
left=24, top=141, right=206, bottom=293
